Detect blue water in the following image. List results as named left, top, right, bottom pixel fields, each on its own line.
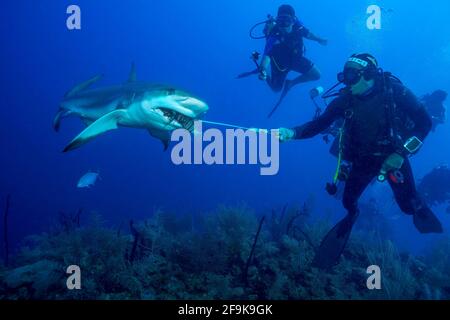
left=1, top=0, right=450, bottom=255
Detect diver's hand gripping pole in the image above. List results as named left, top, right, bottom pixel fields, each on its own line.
left=251, top=51, right=261, bottom=69
left=236, top=52, right=261, bottom=80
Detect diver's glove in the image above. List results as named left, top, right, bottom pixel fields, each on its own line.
left=380, top=153, right=405, bottom=175
left=276, top=128, right=296, bottom=142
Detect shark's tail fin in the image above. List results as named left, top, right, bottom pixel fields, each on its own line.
left=64, top=74, right=103, bottom=98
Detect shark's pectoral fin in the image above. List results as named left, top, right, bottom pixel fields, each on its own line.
left=148, top=128, right=171, bottom=151
left=82, top=118, right=94, bottom=127
left=53, top=110, right=64, bottom=132
left=53, top=110, right=73, bottom=132
left=63, top=110, right=127, bottom=152
left=65, top=74, right=104, bottom=98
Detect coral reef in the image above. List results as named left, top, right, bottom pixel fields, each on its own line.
left=0, top=204, right=449, bottom=300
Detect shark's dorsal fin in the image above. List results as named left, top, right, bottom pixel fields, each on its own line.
left=127, top=62, right=137, bottom=83
left=63, top=110, right=127, bottom=152
left=65, top=74, right=103, bottom=98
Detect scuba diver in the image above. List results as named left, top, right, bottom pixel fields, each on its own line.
left=276, top=53, right=443, bottom=269
left=418, top=164, right=450, bottom=208
left=421, top=90, right=447, bottom=132
left=249, top=4, right=327, bottom=117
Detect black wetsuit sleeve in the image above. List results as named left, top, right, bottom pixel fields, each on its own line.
left=394, top=84, right=432, bottom=151
left=292, top=98, right=344, bottom=139
left=300, top=26, right=310, bottom=37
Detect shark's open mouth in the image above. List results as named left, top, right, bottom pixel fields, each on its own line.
left=157, top=107, right=195, bottom=131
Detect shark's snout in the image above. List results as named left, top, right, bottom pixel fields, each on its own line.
left=169, top=95, right=208, bottom=130
left=175, top=96, right=209, bottom=114
left=144, top=91, right=208, bottom=131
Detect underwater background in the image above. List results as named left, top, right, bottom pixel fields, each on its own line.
left=1, top=0, right=450, bottom=299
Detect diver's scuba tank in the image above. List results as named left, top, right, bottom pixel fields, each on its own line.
left=310, top=86, right=325, bottom=99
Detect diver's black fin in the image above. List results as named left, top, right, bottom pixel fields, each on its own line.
left=413, top=207, right=443, bottom=234
left=236, top=69, right=259, bottom=79
left=312, top=214, right=358, bottom=270
left=267, top=81, right=292, bottom=118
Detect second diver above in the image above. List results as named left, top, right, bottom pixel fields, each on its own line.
left=421, top=89, right=447, bottom=132
left=277, top=53, right=444, bottom=269
left=258, top=4, right=327, bottom=117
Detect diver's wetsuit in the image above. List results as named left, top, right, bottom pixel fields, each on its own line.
left=293, top=78, right=432, bottom=217
left=264, top=21, right=314, bottom=92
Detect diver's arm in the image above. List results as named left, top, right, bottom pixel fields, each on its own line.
left=305, top=31, right=328, bottom=46
left=258, top=55, right=271, bottom=80
left=293, top=101, right=342, bottom=139
left=259, top=37, right=275, bottom=79
left=260, top=55, right=271, bottom=72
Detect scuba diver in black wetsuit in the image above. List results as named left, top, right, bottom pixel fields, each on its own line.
left=257, top=5, right=327, bottom=117
left=418, top=165, right=450, bottom=208
left=276, top=53, right=443, bottom=269
left=421, top=90, right=447, bottom=132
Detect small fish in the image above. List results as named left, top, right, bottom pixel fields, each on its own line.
left=77, top=171, right=100, bottom=188
left=389, top=215, right=401, bottom=221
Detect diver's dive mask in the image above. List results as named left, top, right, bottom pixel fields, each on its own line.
left=337, top=68, right=365, bottom=86
left=276, top=14, right=295, bottom=28
left=338, top=55, right=380, bottom=86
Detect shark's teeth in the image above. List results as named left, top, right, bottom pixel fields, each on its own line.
left=156, top=107, right=195, bottom=131
left=155, top=108, right=165, bottom=117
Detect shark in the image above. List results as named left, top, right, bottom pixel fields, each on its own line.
left=54, top=64, right=209, bottom=152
